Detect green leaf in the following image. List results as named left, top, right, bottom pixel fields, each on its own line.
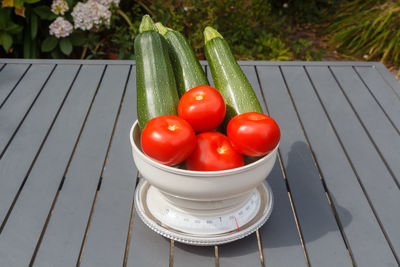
left=5, top=23, right=23, bottom=34
left=33, top=6, right=57, bottom=20
left=69, top=32, right=86, bottom=46
left=0, top=9, right=12, bottom=29
left=0, top=32, right=13, bottom=52
left=51, top=49, right=63, bottom=59
left=59, top=38, right=72, bottom=55
left=14, top=0, right=24, bottom=8
left=41, top=36, right=58, bottom=52
left=24, top=0, right=42, bottom=3
left=31, top=13, right=38, bottom=40
left=23, top=29, right=31, bottom=58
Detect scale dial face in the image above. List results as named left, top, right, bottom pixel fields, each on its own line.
left=135, top=180, right=274, bottom=246
left=146, top=186, right=261, bottom=235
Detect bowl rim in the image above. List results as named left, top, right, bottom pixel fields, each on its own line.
left=130, top=120, right=279, bottom=177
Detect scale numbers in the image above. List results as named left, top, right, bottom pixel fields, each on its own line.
left=160, top=191, right=261, bottom=235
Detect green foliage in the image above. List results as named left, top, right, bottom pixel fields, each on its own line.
left=149, top=0, right=299, bottom=61
left=41, top=36, right=58, bottom=52
left=59, top=38, right=72, bottom=55
left=271, top=0, right=339, bottom=23
left=329, top=0, right=400, bottom=67
left=0, top=8, right=23, bottom=52
left=0, top=0, right=327, bottom=61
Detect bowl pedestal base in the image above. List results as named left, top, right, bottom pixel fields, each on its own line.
left=135, top=179, right=274, bottom=246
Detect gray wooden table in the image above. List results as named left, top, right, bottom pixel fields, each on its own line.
left=0, top=59, right=399, bottom=267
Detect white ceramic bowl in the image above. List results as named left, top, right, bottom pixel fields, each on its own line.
left=130, top=120, right=278, bottom=202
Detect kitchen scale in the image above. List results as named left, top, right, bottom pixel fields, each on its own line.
left=130, top=120, right=278, bottom=246
left=134, top=179, right=274, bottom=246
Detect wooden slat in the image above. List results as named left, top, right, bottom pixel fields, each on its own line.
left=376, top=63, right=400, bottom=96
left=0, top=64, right=54, bottom=154
left=0, top=65, right=104, bottom=266
left=355, top=66, right=400, bottom=131
left=127, top=212, right=171, bottom=267
left=243, top=66, right=308, bottom=267
left=0, top=64, right=79, bottom=224
left=277, top=65, right=398, bottom=266
left=0, top=63, right=30, bottom=106
left=205, top=65, right=262, bottom=266
left=173, top=243, right=215, bottom=267
left=218, top=235, right=261, bottom=267
left=306, top=66, right=400, bottom=263
left=239, top=66, right=268, bottom=114
left=79, top=66, right=137, bottom=267
left=0, top=58, right=376, bottom=66
left=259, top=65, right=353, bottom=267
left=331, top=66, right=400, bottom=186
left=33, top=65, right=130, bottom=266
left=207, top=67, right=215, bottom=88
left=259, top=163, right=309, bottom=267
left=173, top=59, right=215, bottom=267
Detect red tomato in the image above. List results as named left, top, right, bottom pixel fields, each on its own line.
left=227, top=112, right=280, bottom=156
left=178, top=85, right=226, bottom=132
left=185, top=132, right=244, bottom=171
left=141, top=115, right=196, bottom=166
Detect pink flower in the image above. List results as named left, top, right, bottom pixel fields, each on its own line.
left=92, top=0, right=119, bottom=7
left=51, top=0, right=69, bottom=15
left=71, top=0, right=111, bottom=31
left=49, top=17, right=73, bottom=38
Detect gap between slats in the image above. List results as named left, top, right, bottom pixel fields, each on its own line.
left=329, top=67, right=399, bottom=190
left=353, top=67, right=400, bottom=135
left=254, top=66, right=311, bottom=267
left=0, top=63, right=6, bottom=71
left=0, top=64, right=31, bottom=109
left=0, top=65, right=81, bottom=234
left=374, top=66, right=400, bottom=100
left=303, top=65, right=399, bottom=265
left=0, top=64, right=51, bottom=159
left=74, top=65, right=133, bottom=266
left=123, top=172, right=140, bottom=267
left=275, top=66, right=357, bottom=266
left=29, top=66, right=108, bottom=266
left=324, top=66, right=400, bottom=264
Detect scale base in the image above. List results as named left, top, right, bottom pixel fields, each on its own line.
left=134, top=180, right=274, bottom=246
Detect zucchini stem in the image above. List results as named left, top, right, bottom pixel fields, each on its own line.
left=139, top=14, right=157, bottom=33
left=155, top=22, right=169, bottom=36
left=204, top=26, right=223, bottom=44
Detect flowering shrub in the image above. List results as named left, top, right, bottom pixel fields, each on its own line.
left=71, top=1, right=112, bottom=31
left=51, top=0, right=68, bottom=15
left=0, top=0, right=135, bottom=58
left=49, top=17, right=73, bottom=38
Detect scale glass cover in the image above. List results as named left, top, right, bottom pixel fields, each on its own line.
left=134, top=179, right=274, bottom=246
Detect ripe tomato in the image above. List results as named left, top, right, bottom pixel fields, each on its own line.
left=185, top=132, right=244, bottom=171
left=178, top=85, right=226, bottom=132
left=141, top=115, right=196, bottom=166
left=227, top=112, right=280, bottom=156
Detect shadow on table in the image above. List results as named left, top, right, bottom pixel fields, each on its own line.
left=261, top=141, right=352, bottom=248
left=172, top=141, right=352, bottom=258
left=174, top=233, right=259, bottom=258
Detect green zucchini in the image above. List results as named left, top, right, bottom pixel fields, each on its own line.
left=155, top=22, right=209, bottom=97
left=135, top=15, right=179, bottom=130
left=204, top=26, right=263, bottom=126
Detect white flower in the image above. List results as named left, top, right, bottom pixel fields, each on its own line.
left=363, top=54, right=369, bottom=59
left=92, top=0, right=119, bottom=7
left=51, top=0, right=69, bottom=15
left=71, top=0, right=111, bottom=31
left=283, top=3, right=289, bottom=8
left=49, top=17, right=73, bottom=38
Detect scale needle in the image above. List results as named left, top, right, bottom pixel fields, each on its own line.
left=234, top=216, right=240, bottom=232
